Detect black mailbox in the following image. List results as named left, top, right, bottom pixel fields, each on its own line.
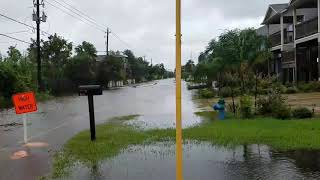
left=78, top=85, right=103, bottom=141
left=79, top=85, right=103, bottom=96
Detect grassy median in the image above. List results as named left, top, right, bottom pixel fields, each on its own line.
left=51, top=113, right=320, bottom=178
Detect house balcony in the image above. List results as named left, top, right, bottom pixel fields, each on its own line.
left=269, top=30, right=294, bottom=51
left=296, top=17, right=318, bottom=40
left=269, top=31, right=281, bottom=47
left=282, top=51, right=295, bottom=68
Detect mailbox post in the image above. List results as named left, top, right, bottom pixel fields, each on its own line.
left=79, top=85, right=103, bottom=141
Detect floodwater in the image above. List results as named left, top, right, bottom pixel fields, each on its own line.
left=1, top=79, right=320, bottom=180
left=67, top=141, right=320, bottom=180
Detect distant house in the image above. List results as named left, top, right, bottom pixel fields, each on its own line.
left=95, top=53, right=135, bottom=88
left=257, top=0, right=320, bottom=83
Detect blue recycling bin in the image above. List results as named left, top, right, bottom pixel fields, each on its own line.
left=212, top=99, right=225, bottom=120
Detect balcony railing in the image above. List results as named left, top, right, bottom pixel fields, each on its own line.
left=269, top=31, right=281, bottom=47
left=296, top=17, right=318, bottom=40
left=282, top=51, right=294, bottom=63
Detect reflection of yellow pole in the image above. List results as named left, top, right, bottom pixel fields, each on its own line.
left=176, top=0, right=183, bottom=179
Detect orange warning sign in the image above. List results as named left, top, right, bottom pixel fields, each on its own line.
left=12, top=92, right=37, bottom=114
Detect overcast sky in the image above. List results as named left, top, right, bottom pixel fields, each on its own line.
left=0, top=0, right=287, bottom=70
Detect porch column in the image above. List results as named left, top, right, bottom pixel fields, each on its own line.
left=293, top=8, right=297, bottom=84
left=318, top=0, right=320, bottom=81
left=280, top=14, right=284, bottom=51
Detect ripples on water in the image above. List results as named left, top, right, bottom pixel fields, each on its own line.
left=67, top=141, right=320, bottom=180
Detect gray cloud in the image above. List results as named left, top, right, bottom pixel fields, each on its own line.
left=0, top=0, right=287, bottom=69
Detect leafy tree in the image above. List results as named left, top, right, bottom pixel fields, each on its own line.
left=66, top=41, right=97, bottom=85
left=75, top=41, right=97, bottom=60
left=41, top=34, right=73, bottom=80
left=182, top=60, right=195, bottom=80
left=194, top=28, right=270, bottom=95
left=97, top=55, right=125, bottom=86
left=5, top=46, right=22, bottom=63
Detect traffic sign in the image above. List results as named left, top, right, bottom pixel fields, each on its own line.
left=12, top=92, right=37, bottom=114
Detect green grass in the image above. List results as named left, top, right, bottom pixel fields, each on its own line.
left=50, top=113, right=320, bottom=179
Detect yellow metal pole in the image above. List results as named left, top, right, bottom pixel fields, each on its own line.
left=176, top=0, right=183, bottom=179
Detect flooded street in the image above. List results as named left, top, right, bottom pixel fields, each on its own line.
left=1, top=79, right=320, bottom=180
left=67, top=142, right=320, bottom=180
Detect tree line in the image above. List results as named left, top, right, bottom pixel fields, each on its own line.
left=0, top=34, right=174, bottom=107
left=184, top=28, right=271, bottom=92
left=183, top=28, right=274, bottom=116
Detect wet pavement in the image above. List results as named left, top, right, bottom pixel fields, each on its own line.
left=1, top=79, right=320, bottom=180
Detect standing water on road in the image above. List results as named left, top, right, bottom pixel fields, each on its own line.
left=66, top=141, right=320, bottom=180
left=1, top=79, right=320, bottom=180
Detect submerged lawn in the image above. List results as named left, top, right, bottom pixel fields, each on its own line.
left=51, top=113, right=320, bottom=178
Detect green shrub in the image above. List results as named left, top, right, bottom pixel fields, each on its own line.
left=198, top=89, right=215, bottom=99
left=219, top=87, right=240, bottom=98
left=258, top=88, right=269, bottom=95
left=226, top=102, right=239, bottom=114
left=239, top=95, right=253, bottom=118
left=36, top=91, right=53, bottom=102
left=0, top=96, right=11, bottom=108
left=298, top=82, right=320, bottom=92
left=219, top=87, right=232, bottom=97
left=292, top=107, right=313, bottom=119
left=285, top=87, right=298, bottom=94
left=275, top=84, right=287, bottom=94
left=257, top=90, right=291, bottom=119
left=298, top=83, right=313, bottom=92
left=273, top=105, right=291, bottom=120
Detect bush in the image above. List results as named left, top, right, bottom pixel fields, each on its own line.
left=258, top=79, right=286, bottom=95
left=219, top=87, right=240, bottom=98
left=239, top=95, right=253, bottom=118
left=292, top=107, right=313, bottom=119
left=219, top=87, right=232, bottom=97
left=226, top=102, right=239, bottom=114
left=257, top=90, right=291, bottom=119
left=298, top=82, right=320, bottom=92
left=0, top=96, right=11, bottom=108
left=274, top=105, right=291, bottom=120
left=285, top=87, right=298, bottom=94
left=198, top=89, right=215, bottom=99
left=274, top=84, right=287, bottom=94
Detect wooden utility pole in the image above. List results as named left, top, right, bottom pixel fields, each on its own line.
left=33, top=0, right=46, bottom=91
left=176, top=0, right=183, bottom=179
left=36, top=0, right=41, bottom=91
left=105, top=28, right=110, bottom=56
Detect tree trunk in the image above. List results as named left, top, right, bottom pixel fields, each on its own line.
left=254, top=72, right=258, bottom=114
left=231, top=87, right=236, bottom=116
left=238, top=67, right=245, bottom=95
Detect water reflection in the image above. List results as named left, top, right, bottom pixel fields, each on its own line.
left=66, top=141, right=320, bottom=180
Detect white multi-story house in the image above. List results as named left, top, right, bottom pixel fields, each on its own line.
left=257, top=0, right=320, bottom=83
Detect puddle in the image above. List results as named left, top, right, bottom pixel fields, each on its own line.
left=65, top=141, right=320, bottom=180
left=125, top=113, right=202, bottom=130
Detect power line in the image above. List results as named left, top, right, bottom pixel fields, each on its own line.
left=45, top=0, right=153, bottom=58
left=0, top=13, right=34, bottom=29
left=3, top=30, right=31, bottom=35
left=0, top=12, right=51, bottom=36
left=110, top=33, right=132, bottom=49
left=45, top=0, right=106, bottom=33
left=0, top=34, right=31, bottom=45
left=47, top=0, right=109, bottom=32
left=54, top=0, right=106, bottom=27
left=46, top=0, right=148, bottom=54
